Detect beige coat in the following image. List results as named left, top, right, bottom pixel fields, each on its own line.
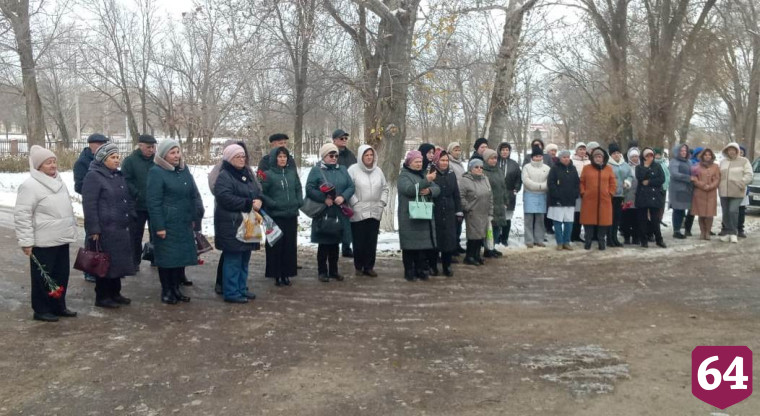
left=718, top=143, right=753, bottom=198
left=691, top=163, right=720, bottom=217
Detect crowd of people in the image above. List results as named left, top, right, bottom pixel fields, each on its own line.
left=12, top=131, right=755, bottom=322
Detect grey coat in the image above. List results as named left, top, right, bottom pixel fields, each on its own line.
left=669, top=143, right=693, bottom=210
left=460, top=172, right=493, bottom=240
left=397, top=166, right=440, bottom=250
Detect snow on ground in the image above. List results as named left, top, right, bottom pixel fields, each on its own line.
left=0, top=165, right=756, bottom=255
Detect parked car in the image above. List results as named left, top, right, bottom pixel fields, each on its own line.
left=748, top=159, right=760, bottom=208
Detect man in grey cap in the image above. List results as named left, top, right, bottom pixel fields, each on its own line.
left=122, top=134, right=157, bottom=270
left=332, top=128, right=356, bottom=257
left=74, top=133, right=109, bottom=282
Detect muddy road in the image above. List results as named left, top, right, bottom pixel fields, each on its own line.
left=0, top=213, right=759, bottom=415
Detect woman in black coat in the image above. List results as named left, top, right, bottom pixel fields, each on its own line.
left=546, top=150, right=580, bottom=250
left=634, top=147, right=667, bottom=248
left=430, top=150, right=462, bottom=277
left=214, top=144, right=263, bottom=303
left=82, top=143, right=135, bottom=308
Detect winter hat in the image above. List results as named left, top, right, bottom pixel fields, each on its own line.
left=418, top=143, right=436, bottom=159
left=587, top=141, right=600, bottom=152
left=157, top=139, right=180, bottom=159
left=404, top=150, right=423, bottom=166
left=319, top=143, right=339, bottom=160
left=29, top=145, right=56, bottom=170
left=641, top=148, right=654, bottom=159
left=331, top=129, right=349, bottom=140
left=483, top=148, right=498, bottom=162
left=473, top=137, right=488, bottom=151
left=608, top=142, right=621, bottom=155
left=558, top=149, right=572, bottom=158
left=591, top=147, right=605, bottom=158
left=269, top=133, right=289, bottom=143
left=87, top=133, right=108, bottom=143
left=468, top=158, right=484, bottom=170
left=431, top=149, right=447, bottom=166
left=653, top=147, right=663, bottom=155
left=545, top=143, right=559, bottom=153
left=95, top=143, right=119, bottom=163
left=531, top=145, right=543, bottom=158
left=739, top=145, right=747, bottom=157
left=222, top=144, right=245, bottom=162
left=138, top=134, right=156, bottom=144
left=575, top=142, right=587, bottom=151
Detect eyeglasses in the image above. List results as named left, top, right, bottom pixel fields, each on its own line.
left=335, top=136, right=348, bottom=141
left=326, top=153, right=338, bottom=158
left=472, top=166, right=483, bottom=169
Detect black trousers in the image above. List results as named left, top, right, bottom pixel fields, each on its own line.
left=637, top=207, right=663, bottom=243
left=571, top=211, right=583, bottom=241
left=129, top=210, right=151, bottom=267
left=265, top=216, right=299, bottom=278
left=621, top=208, right=638, bottom=241
left=317, top=244, right=339, bottom=275
left=402, top=249, right=426, bottom=274
left=738, top=205, right=746, bottom=233
left=351, top=218, right=380, bottom=272
left=159, top=267, right=184, bottom=289
left=215, top=252, right=225, bottom=288
left=30, top=245, right=70, bottom=315
left=609, top=197, right=624, bottom=242
left=466, top=239, right=483, bottom=260
left=95, top=278, right=122, bottom=302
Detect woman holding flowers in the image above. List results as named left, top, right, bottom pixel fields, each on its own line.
left=14, top=145, right=79, bottom=322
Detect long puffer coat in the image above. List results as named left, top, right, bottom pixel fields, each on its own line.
left=635, top=160, right=666, bottom=209
left=460, top=171, right=493, bottom=240
left=580, top=149, right=617, bottom=226
left=214, top=161, right=262, bottom=252
left=82, top=161, right=136, bottom=279
left=397, top=165, right=440, bottom=250
left=432, top=166, right=461, bottom=253
left=305, top=161, right=355, bottom=244
left=669, top=143, right=693, bottom=210
left=146, top=154, right=204, bottom=269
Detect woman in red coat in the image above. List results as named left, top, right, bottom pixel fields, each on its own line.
left=580, top=147, right=617, bottom=250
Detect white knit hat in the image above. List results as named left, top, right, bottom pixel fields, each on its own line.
left=29, top=145, right=56, bottom=170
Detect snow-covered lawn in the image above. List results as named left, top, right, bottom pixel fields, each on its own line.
left=0, top=165, right=755, bottom=254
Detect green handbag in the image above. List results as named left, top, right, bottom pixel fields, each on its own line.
left=408, top=183, right=434, bottom=220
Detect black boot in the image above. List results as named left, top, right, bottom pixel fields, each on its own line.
left=463, top=240, right=478, bottom=265
left=160, top=274, right=177, bottom=304
left=171, top=272, right=190, bottom=302
left=474, top=241, right=485, bottom=265
left=684, top=215, right=694, bottom=237
left=598, top=227, right=607, bottom=251
left=583, top=226, right=594, bottom=250
left=275, top=277, right=283, bottom=287
left=442, top=265, right=453, bottom=277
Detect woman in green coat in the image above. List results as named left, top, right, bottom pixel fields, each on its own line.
left=146, top=139, right=204, bottom=304
left=398, top=150, right=440, bottom=281
left=305, top=143, right=355, bottom=282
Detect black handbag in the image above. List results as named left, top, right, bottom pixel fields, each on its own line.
left=314, top=211, right=343, bottom=238
left=141, top=242, right=154, bottom=262
left=195, top=231, right=213, bottom=254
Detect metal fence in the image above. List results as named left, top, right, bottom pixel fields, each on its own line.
left=0, top=136, right=136, bottom=156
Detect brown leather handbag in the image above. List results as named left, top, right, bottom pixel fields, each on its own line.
left=73, top=239, right=111, bottom=278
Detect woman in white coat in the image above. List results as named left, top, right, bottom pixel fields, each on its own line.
left=348, top=145, right=389, bottom=277
left=14, top=146, right=79, bottom=322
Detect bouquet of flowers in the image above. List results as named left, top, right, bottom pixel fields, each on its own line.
left=31, top=254, right=64, bottom=299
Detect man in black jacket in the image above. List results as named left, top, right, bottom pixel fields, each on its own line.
left=332, top=129, right=356, bottom=257
left=74, top=133, right=109, bottom=282
left=122, top=134, right=156, bottom=270
left=257, top=133, right=296, bottom=172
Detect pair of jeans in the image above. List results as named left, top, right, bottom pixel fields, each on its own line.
left=720, top=197, right=742, bottom=235
left=222, top=250, right=251, bottom=300
left=553, top=221, right=573, bottom=245
left=524, top=213, right=545, bottom=245
left=29, top=245, right=70, bottom=315
left=351, top=219, right=380, bottom=272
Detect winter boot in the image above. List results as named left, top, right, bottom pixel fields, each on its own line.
left=160, top=274, right=178, bottom=304
left=171, top=273, right=190, bottom=302
left=684, top=215, right=694, bottom=237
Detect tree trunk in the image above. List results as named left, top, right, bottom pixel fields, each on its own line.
left=1, top=0, right=46, bottom=148
left=483, top=0, right=537, bottom=144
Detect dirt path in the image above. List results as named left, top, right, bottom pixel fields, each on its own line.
left=0, top=211, right=759, bottom=415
